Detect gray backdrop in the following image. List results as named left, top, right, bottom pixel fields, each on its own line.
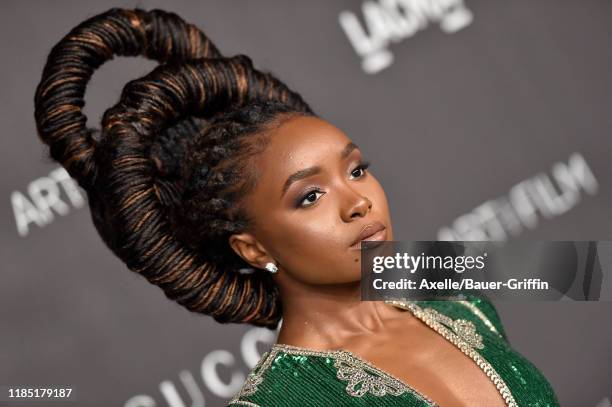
left=1, top=1, right=611, bottom=406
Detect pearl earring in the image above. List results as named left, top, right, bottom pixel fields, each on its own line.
left=264, top=262, right=278, bottom=273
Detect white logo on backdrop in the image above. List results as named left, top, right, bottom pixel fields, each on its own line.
left=339, top=0, right=473, bottom=74
left=124, top=327, right=277, bottom=407
left=438, top=152, right=600, bottom=241
left=11, top=166, right=86, bottom=237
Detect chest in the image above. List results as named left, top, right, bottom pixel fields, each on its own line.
left=343, top=314, right=509, bottom=407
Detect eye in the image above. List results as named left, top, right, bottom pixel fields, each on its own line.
left=297, top=189, right=325, bottom=208
left=350, top=160, right=371, bottom=179
left=294, top=161, right=371, bottom=208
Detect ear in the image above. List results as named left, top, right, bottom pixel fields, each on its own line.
left=228, top=232, right=271, bottom=270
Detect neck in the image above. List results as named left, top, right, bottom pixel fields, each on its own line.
left=275, top=276, right=402, bottom=350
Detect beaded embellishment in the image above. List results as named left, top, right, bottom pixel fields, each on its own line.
left=272, top=344, right=437, bottom=403
left=229, top=350, right=269, bottom=404
left=423, top=306, right=484, bottom=349
left=456, top=299, right=502, bottom=336
left=333, top=350, right=413, bottom=398
left=229, top=343, right=437, bottom=405
left=239, top=371, right=264, bottom=397
left=230, top=300, right=518, bottom=407
left=385, top=300, right=519, bottom=407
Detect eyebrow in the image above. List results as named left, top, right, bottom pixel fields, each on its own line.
left=281, top=141, right=359, bottom=196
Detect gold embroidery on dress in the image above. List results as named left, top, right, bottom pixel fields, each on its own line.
left=230, top=301, right=515, bottom=406
left=384, top=300, right=518, bottom=407
left=456, top=299, right=501, bottom=336
left=229, top=401, right=261, bottom=407
left=228, top=351, right=270, bottom=405
left=333, top=350, right=409, bottom=397
left=266, top=344, right=438, bottom=405
left=421, top=306, right=484, bottom=349
left=240, top=372, right=264, bottom=397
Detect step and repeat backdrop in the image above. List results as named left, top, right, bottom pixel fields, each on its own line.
left=2, top=1, right=611, bottom=406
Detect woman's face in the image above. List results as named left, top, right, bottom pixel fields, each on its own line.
left=230, top=115, right=394, bottom=285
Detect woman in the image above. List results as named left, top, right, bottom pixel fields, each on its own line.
left=34, top=8, right=560, bottom=407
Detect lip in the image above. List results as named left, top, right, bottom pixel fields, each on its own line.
left=349, top=221, right=387, bottom=250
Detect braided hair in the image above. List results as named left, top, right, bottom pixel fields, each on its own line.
left=34, top=8, right=315, bottom=328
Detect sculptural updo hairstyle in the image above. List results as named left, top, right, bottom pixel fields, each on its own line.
left=33, top=8, right=315, bottom=328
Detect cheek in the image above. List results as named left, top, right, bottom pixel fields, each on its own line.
left=272, top=217, right=362, bottom=284
left=266, top=175, right=392, bottom=285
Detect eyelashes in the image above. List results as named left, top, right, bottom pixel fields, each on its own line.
left=294, top=160, right=371, bottom=208
left=351, top=160, right=371, bottom=178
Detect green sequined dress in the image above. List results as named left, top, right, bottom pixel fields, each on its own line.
left=228, top=295, right=560, bottom=406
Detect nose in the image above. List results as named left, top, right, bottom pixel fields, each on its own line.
left=342, top=193, right=372, bottom=221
